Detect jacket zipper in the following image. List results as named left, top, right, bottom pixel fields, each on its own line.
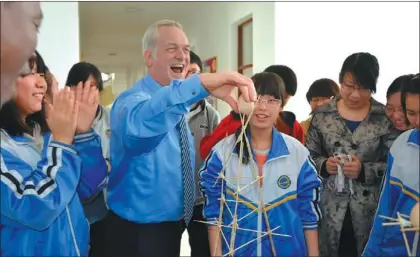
left=66, top=206, right=81, bottom=256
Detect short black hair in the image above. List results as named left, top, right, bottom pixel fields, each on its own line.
left=234, top=72, right=285, bottom=165
left=263, top=65, right=297, bottom=96
left=0, top=51, right=49, bottom=136
left=306, top=78, right=340, bottom=103
left=339, top=52, right=379, bottom=93
left=65, top=62, right=103, bottom=92
left=252, top=72, right=286, bottom=107
left=401, top=73, right=420, bottom=125
left=386, top=74, right=414, bottom=98
left=190, top=51, right=203, bottom=72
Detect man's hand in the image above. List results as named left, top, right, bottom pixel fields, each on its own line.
left=343, top=155, right=362, bottom=179
left=198, top=72, right=256, bottom=113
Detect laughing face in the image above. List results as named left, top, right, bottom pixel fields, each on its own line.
left=14, top=58, right=47, bottom=117
left=405, top=93, right=420, bottom=130
left=146, top=25, right=190, bottom=86
left=250, top=95, right=282, bottom=130
left=386, top=91, right=409, bottom=131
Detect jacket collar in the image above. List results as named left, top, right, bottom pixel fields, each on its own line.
left=233, top=127, right=290, bottom=161
left=408, top=129, right=420, bottom=148
left=314, top=95, right=386, bottom=115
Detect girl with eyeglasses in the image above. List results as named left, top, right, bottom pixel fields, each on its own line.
left=363, top=73, right=420, bottom=257
left=199, top=66, right=304, bottom=163
left=200, top=72, right=321, bottom=257
left=385, top=74, right=415, bottom=132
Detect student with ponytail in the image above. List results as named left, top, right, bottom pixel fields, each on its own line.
left=199, top=72, right=321, bottom=257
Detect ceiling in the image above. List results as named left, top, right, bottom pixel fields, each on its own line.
left=79, top=2, right=210, bottom=73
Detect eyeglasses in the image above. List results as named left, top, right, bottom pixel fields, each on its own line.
left=187, top=70, right=200, bottom=76
left=342, top=84, right=371, bottom=95
left=385, top=105, right=404, bottom=115
left=256, top=98, right=282, bottom=106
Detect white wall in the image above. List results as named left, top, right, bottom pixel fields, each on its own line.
left=184, top=2, right=277, bottom=118
left=107, top=66, right=144, bottom=98
left=37, top=2, right=80, bottom=88
left=275, top=2, right=420, bottom=121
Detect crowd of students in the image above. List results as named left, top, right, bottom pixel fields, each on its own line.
left=195, top=52, right=419, bottom=257
left=0, top=5, right=419, bottom=257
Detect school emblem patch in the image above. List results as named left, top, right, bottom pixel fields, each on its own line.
left=277, top=175, right=291, bottom=189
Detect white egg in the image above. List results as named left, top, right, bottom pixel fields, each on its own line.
left=410, top=202, right=419, bottom=231
left=238, top=95, right=254, bottom=115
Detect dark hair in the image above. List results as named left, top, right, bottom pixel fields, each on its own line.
left=339, top=52, right=379, bottom=93
left=264, top=65, right=297, bottom=96
left=401, top=73, right=420, bottom=125
left=34, top=50, right=47, bottom=74
left=0, top=51, right=49, bottom=136
left=234, top=72, right=285, bottom=165
left=44, top=71, right=54, bottom=98
left=190, top=51, right=203, bottom=72
left=65, top=62, right=103, bottom=92
left=386, top=74, right=414, bottom=99
left=306, top=78, right=340, bottom=103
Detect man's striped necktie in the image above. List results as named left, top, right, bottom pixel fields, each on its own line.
left=178, top=115, right=195, bottom=225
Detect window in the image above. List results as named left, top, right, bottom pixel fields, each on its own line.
left=237, top=17, right=253, bottom=77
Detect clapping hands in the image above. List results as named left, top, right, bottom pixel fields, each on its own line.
left=44, top=87, right=79, bottom=145
left=44, top=82, right=99, bottom=145
left=72, top=82, right=99, bottom=133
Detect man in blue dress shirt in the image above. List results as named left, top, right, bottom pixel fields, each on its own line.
left=103, top=19, right=255, bottom=257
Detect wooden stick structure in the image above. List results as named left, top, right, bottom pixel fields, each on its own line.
left=380, top=208, right=419, bottom=257
left=196, top=101, right=291, bottom=257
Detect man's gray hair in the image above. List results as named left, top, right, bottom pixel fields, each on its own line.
left=142, top=19, right=184, bottom=56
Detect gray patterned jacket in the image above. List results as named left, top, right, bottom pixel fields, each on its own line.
left=305, top=97, right=399, bottom=256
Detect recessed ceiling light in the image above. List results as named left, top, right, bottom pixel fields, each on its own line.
left=125, top=6, right=143, bottom=13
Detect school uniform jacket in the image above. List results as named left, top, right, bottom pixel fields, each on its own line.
left=0, top=129, right=108, bottom=256
left=362, top=129, right=420, bottom=257
left=199, top=128, right=322, bottom=256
